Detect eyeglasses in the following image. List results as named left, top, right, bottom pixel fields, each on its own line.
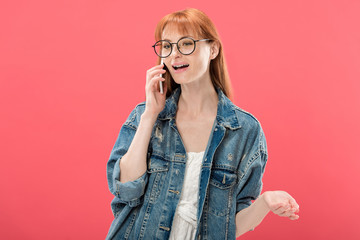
left=152, top=37, right=211, bottom=58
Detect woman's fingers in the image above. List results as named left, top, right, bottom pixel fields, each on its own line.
left=289, top=197, right=300, bottom=217
left=146, top=70, right=166, bottom=91
left=149, top=76, right=165, bottom=92
left=289, top=197, right=299, bottom=209
left=289, top=210, right=300, bottom=219
left=282, top=208, right=296, bottom=217
left=264, top=191, right=300, bottom=220
left=147, top=65, right=165, bottom=77
left=274, top=204, right=300, bottom=218
left=149, top=63, right=164, bottom=71
left=273, top=202, right=295, bottom=214
left=289, top=214, right=300, bottom=220
left=146, top=64, right=164, bottom=75
left=272, top=205, right=289, bottom=215
left=146, top=64, right=165, bottom=84
left=150, top=68, right=166, bottom=78
left=144, top=63, right=168, bottom=116
left=268, top=200, right=284, bottom=211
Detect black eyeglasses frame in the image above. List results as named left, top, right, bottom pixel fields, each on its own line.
left=152, top=37, right=211, bottom=58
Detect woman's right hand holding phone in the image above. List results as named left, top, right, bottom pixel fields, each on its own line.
left=144, top=64, right=167, bottom=118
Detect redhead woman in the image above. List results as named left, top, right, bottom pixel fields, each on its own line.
left=106, top=8, right=299, bottom=240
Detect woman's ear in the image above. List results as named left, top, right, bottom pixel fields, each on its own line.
left=210, top=41, right=220, bottom=60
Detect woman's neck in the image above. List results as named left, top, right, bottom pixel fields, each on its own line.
left=177, top=81, right=218, bottom=119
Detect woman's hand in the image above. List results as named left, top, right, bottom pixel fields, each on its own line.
left=144, top=64, right=168, bottom=117
left=263, top=191, right=300, bottom=220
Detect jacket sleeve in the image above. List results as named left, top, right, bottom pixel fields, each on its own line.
left=236, top=122, right=268, bottom=214
left=106, top=103, right=149, bottom=207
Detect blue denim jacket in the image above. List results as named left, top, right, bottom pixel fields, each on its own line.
left=106, top=86, right=268, bottom=240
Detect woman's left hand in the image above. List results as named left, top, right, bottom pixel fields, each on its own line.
left=263, top=191, right=300, bottom=220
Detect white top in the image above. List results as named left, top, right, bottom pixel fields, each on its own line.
left=169, top=151, right=205, bottom=240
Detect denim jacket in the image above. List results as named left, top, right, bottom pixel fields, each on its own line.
left=106, top=86, right=268, bottom=240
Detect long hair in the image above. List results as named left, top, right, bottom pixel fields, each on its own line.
left=154, top=8, right=233, bottom=101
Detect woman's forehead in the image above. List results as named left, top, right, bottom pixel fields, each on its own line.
left=162, top=24, right=198, bottom=40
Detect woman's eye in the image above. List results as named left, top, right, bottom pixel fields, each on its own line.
left=182, top=41, right=193, bottom=46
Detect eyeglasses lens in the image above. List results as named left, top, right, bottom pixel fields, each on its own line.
left=178, top=38, right=195, bottom=55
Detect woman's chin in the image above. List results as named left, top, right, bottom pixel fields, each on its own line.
left=172, top=76, right=190, bottom=84
left=172, top=78, right=185, bottom=84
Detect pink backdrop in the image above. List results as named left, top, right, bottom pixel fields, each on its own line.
left=1, top=0, right=359, bottom=239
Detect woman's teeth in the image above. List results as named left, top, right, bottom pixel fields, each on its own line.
left=173, top=64, right=189, bottom=70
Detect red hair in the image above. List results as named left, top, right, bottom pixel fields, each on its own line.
left=154, top=8, right=233, bottom=101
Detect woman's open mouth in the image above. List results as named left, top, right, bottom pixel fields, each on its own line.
left=172, top=64, right=189, bottom=73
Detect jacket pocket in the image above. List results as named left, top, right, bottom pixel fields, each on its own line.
left=208, top=167, right=237, bottom=216
left=147, top=154, right=169, bottom=173
left=146, top=154, right=170, bottom=202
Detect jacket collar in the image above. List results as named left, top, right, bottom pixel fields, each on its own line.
left=158, top=86, right=241, bottom=130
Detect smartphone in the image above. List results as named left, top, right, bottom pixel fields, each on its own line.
left=159, top=58, right=167, bottom=94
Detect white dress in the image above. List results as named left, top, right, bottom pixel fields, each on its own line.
left=169, top=151, right=205, bottom=240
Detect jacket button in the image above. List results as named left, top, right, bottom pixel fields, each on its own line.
left=214, top=128, right=218, bottom=131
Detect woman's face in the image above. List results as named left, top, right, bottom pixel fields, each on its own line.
left=161, top=26, right=216, bottom=85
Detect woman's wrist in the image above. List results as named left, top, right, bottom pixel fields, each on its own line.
left=260, top=192, right=271, bottom=211
left=141, top=110, right=158, bottom=123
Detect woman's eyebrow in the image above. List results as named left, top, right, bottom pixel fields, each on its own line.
left=163, top=35, right=193, bottom=41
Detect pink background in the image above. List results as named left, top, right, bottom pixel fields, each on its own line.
left=1, top=0, right=359, bottom=239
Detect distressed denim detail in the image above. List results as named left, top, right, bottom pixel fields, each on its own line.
left=146, top=154, right=170, bottom=203
left=235, top=126, right=268, bottom=214
left=106, top=86, right=268, bottom=240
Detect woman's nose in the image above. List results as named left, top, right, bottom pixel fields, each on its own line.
left=170, top=44, right=181, bottom=57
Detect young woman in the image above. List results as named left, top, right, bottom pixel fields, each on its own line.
left=106, top=8, right=299, bottom=240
